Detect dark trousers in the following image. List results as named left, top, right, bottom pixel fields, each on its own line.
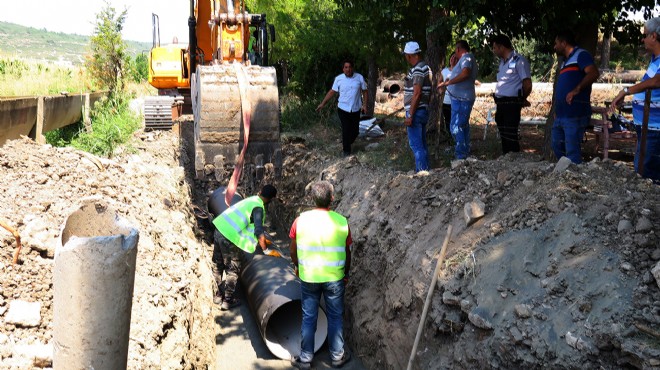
left=337, top=108, right=360, bottom=154
left=212, top=230, right=241, bottom=302
left=495, top=98, right=523, bottom=154
left=441, top=103, right=452, bottom=135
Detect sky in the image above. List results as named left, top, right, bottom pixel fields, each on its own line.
left=0, top=0, right=190, bottom=43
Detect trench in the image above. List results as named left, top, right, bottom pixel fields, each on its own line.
left=178, top=119, right=366, bottom=368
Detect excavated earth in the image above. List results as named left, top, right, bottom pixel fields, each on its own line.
left=0, top=134, right=216, bottom=369
left=1, top=122, right=660, bottom=369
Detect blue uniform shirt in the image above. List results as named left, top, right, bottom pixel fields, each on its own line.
left=555, top=47, right=595, bottom=118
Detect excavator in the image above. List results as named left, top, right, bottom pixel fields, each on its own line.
left=146, top=0, right=281, bottom=187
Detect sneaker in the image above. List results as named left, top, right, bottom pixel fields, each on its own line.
left=220, top=298, right=241, bottom=311
left=331, top=351, right=351, bottom=368
left=290, top=356, right=311, bottom=369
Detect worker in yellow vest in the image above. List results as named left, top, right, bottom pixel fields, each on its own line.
left=211, top=184, right=279, bottom=310
left=289, top=181, right=352, bottom=369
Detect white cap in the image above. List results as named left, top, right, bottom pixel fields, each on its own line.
left=403, top=41, right=421, bottom=54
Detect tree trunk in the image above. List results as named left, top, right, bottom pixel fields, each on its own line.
left=542, top=56, right=561, bottom=160
left=425, top=7, right=449, bottom=156
left=575, top=22, right=599, bottom=56
left=600, top=31, right=612, bottom=70
left=367, top=54, right=377, bottom=116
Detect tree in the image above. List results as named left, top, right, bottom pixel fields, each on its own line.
left=86, top=1, right=128, bottom=94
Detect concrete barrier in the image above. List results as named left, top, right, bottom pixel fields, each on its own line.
left=0, top=92, right=107, bottom=145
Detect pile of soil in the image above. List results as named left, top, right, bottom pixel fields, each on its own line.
left=0, top=134, right=215, bottom=369
left=275, top=137, right=660, bottom=369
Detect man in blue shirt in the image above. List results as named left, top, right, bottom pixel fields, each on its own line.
left=317, top=60, right=368, bottom=157
left=611, top=17, right=660, bottom=183
left=438, top=40, right=479, bottom=160
left=552, top=31, right=600, bottom=164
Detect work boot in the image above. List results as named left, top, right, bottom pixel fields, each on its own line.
left=290, top=356, right=311, bottom=370
left=220, top=298, right=241, bottom=311
left=331, top=351, right=351, bottom=368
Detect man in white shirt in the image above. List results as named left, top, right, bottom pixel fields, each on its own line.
left=317, top=60, right=368, bottom=156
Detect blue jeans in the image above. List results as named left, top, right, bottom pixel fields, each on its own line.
left=635, top=126, right=660, bottom=183
left=551, top=116, right=590, bottom=164
left=406, top=108, right=429, bottom=172
left=300, top=280, right=345, bottom=362
left=450, top=99, right=475, bottom=159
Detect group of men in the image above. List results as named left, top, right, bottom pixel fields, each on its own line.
left=211, top=183, right=352, bottom=369
left=316, top=17, right=660, bottom=183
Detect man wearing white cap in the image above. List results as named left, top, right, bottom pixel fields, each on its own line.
left=403, top=41, right=432, bottom=172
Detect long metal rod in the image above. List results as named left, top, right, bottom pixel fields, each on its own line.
left=407, top=225, right=453, bottom=370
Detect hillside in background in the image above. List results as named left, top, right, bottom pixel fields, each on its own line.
left=0, top=21, right=151, bottom=65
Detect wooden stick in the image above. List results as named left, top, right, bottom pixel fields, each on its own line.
left=0, top=219, right=22, bottom=265
left=407, top=224, right=453, bottom=370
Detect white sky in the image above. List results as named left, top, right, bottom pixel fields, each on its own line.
left=0, top=0, right=190, bottom=43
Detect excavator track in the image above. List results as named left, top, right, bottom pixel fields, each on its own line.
left=191, top=64, right=281, bottom=179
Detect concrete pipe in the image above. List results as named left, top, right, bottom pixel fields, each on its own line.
left=376, top=91, right=390, bottom=103
left=382, top=80, right=403, bottom=95
left=241, top=254, right=327, bottom=360
left=53, top=200, right=139, bottom=370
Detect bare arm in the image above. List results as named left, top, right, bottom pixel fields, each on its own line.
left=404, top=84, right=422, bottom=127
left=317, top=89, right=337, bottom=112
left=566, top=64, right=599, bottom=104
left=444, top=67, right=471, bottom=86
left=611, top=74, right=660, bottom=110
left=289, top=238, right=298, bottom=265
left=361, top=89, right=368, bottom=114
left=522, top=78, right=532, bottom=99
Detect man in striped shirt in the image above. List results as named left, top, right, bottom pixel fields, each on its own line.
left=403, top=41, right=432, bottom=172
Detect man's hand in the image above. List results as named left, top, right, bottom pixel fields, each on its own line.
left=566, top=88, right=579, bottom=105
left=361, top=105, right=367, bottom=114
left=404, top=117, right=413, bottom=127
left=263, top=248, right=282, bottom=258
left=523, top=99, right=531, bottom=108
left=610, top=90, right=627, bottom=115
left=316, top=104, right=324, bottom=113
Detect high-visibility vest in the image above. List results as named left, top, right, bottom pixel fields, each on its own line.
left=213, top=196, right=265, bottom=253
left=296, top=209, right=348, bottom=283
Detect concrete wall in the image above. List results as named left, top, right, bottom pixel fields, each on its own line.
left=0, top=92, right=107, bottom=146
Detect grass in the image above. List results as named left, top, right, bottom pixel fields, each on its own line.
left=0, top=58, right=96, bottom=96
left=46, top=93, right=141, bottom=158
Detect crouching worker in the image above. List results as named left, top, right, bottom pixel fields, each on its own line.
left=289, top=181, right=352, bottom=369
left=210, top=184, right=280, bottom=310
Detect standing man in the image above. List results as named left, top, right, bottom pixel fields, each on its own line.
left=552, top=31, right=600, bottom=164
left=491, top=34, right=533, bottom=155
left=317, top=60, right=368, bottom=157
left=438, top=40, right=479, bottom=160
left=611, top=17, right=660, bottom=183
left=290, top=181, right=352, bottom=369
left=210, top=185, right=280, bottom=310
left=403, top=41, right=432, bottom=172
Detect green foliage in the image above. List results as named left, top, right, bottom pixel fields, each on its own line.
left=85, top=1, right=129, bottom=93
left=63, top=93, right=140, bottom=157
left=0, top=57, right=93, bottom=96
left=512, top=37, right=555, bottom=81
left=0, top=58, right=28, bottom=77
left=281, top=91, right=336, bottom=131
left=126, top=53, right=149, bottom=83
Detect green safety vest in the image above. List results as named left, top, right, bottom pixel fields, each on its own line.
left=296, top=209, right=349, bottom=283
left=213, top=196, right=265, bottom=253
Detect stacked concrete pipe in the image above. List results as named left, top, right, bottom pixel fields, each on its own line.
left=208, top=187, right=328, bottom=360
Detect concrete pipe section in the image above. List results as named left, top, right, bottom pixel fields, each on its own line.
left=208, top=187, right=328, bottom=360
left=53, top=199, right=139, bottom=370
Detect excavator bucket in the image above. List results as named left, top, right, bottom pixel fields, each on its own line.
left=191, top=64, right=281, bottom=179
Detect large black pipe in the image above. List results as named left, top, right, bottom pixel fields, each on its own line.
left=242, top=255, right=327, bottom=359
left=208, top=187, right=327, bottom=360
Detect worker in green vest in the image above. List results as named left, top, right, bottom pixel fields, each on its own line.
left=211, top=184, right=280, bottom=310
left=289, top=181, right=352, bottom=369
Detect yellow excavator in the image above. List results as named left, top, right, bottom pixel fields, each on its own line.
left=147, top=0, right=280, bottom=181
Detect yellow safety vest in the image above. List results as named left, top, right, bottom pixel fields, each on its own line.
left=296, top=209, right=349, bottom=283
left=213, top=196, right=265, bottom=253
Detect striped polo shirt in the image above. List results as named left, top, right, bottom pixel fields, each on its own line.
left=404, top=61, right=432, bottom=111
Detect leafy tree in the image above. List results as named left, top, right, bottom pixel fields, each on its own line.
left=126, top=53, right=149, bottom=83
left=86, top=1, right=128, bottom=93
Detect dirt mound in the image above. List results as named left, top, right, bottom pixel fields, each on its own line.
left=0, top=134, right=215, bottom=368
left=276, top=138, right=660, bottom=369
